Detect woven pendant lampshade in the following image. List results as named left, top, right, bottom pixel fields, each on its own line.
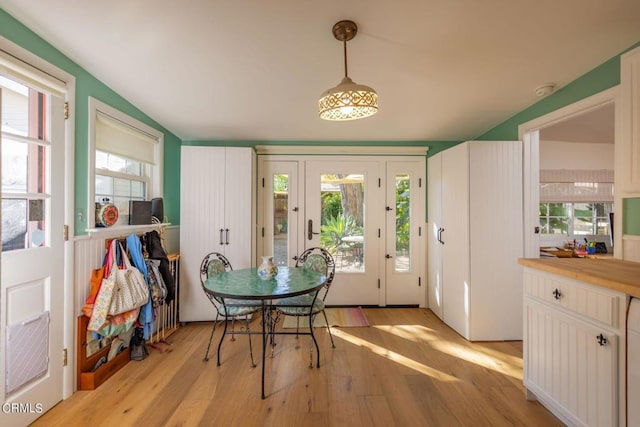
left=318, top=20, right=378, bottom=121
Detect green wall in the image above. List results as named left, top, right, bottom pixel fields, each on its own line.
left=624, top=198, right=640, bottom=236
left=0, top=8, right=181, bottom=235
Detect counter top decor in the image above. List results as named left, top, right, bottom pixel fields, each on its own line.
left=518, top=257, right=640, bottom=298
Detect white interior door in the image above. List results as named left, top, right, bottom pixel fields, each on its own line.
left=1, top=80, right=66, bottom=425
left=385, top=161, right=425, bottom=305
left=305, top=160, right=382, bottom=305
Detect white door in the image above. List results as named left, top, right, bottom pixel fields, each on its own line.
left=385, top=161, right=425, bottom=305
left=1, top=79, right=66, bottom=425
left=441, top=144, right=470, bottom=338
left=304, top=160, right=382, bottom=305
left=427, top=154, right=444, bottom=318
left=258, top=160, right=300, bottom=267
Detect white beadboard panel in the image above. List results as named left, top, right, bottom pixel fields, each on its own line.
left=469, top=141, right=523, bottom=340
left=622, top=235, right=640, bottom=262
left=73, top=236, right=107, bottom=315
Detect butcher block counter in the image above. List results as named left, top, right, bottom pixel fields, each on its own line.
left=518, top=257, right=640, bottom=298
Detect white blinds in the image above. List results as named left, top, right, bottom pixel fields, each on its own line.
left=0, top=49, right=66, bottom=97
left=95, top=112, right=157, bottom=165
left=539, top=169, right=614, bottom=203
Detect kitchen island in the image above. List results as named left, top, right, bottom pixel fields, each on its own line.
left=518, top=257, right=640, bottom=427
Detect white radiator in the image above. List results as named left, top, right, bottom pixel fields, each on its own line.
left=148, top=253, right=180, bottom=349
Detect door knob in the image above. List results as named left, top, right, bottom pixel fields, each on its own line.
left=385, top=254, right=392, bottom=259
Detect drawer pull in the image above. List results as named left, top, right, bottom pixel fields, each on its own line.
left=552, top=289, right=562, bottom=300
left=596, top=334, right=608, bottom=346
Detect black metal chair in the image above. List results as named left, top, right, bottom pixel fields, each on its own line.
left=200, top=252, right=261, bottom=367
left=275, top=247, right=336, bottom=366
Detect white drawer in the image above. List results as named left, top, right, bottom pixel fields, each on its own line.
left=523, top=269, right=623, bottom=328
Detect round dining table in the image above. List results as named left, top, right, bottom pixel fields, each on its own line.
left=203, top=266, right=326, bottom=399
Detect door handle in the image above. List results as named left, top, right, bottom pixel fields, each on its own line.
left=307, top=219, right=320, bottom=240
left=219, top=228, right=224, bottom=246
left=385, top=254, right=393, bottom=259
left=225, top=228, right=230, bottom=245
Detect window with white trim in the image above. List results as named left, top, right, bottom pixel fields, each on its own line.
left=89, top=97, right=163, bottom=227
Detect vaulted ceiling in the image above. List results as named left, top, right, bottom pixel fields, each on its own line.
left=1, top=1, right=639, bottom=142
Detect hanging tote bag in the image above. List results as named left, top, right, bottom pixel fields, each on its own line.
left=108, top=241, right=150, bottom=315
left=88, top=240, right=118, bottom=332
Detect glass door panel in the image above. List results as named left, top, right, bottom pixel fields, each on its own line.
left=319, top=173, right=365, bottom=273
left=258, top=160, right=299, bottom=267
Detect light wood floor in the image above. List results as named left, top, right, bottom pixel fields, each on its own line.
left=33, top=308, right=561, bottom=427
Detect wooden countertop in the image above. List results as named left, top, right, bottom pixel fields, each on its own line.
left=518, top=257, right=640, bottom=298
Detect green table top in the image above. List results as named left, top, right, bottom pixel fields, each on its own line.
left=203, top=266, right=326, bottom=301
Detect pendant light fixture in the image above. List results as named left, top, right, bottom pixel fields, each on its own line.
left=318, top=20, right=378, bottom=121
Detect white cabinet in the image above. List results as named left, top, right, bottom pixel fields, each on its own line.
left=427, top=141, right=523, bottom=340
left=523, top=268, right=625, bottom=426
left=179, top=146, right=256, bottom=321
left=620, top=46, right=640, bottom=194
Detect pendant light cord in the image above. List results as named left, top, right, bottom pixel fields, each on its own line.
left=343, top=40, right=348, bottom=78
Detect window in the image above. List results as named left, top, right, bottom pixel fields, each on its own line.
left=89, top=98, right=163, bottom=227
left=1, top=76, right=49, bottom=251
left=539, top=202, right=612, bottom=235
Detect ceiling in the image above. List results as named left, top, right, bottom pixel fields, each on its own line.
left=1, top=1, right=639, bottom=142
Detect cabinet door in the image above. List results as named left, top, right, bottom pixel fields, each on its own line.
left=441, top=144, right=470, bottom=338
left=180, top=146, right=226, bottom=321
left=427, top=153, right=444, bottom=319
left=223, top=147, right=255, bottom=269
left=525, top=299, right=617, bottom=426
left=621, top=46, right=640, bottom=193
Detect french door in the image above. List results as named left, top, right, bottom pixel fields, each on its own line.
left=304, top=160, right=382, bottom=305
left=258, top=155, right=425, bottom=306
left=384, top=161, right=425, bottom=305
left=1, top=71, right=67, bottom=425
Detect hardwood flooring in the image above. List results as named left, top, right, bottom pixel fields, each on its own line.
left=33, top=308, right=561, bottom=427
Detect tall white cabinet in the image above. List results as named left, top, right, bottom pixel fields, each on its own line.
left=180, top=146, right=256, bottom=321
left=427, top=141, right=523, bottom=340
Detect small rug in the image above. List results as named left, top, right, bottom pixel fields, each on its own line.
left=282, top=306, right=369, bottom=328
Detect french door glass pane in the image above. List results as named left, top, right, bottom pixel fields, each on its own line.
left=320, top=174, right=364, bottom=273
left=273, top=174, right=289, bottom=266
left=395, top=174, right=410, bottom=272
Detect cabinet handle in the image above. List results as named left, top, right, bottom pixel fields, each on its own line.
left=219, top=229, right=224, bottom=246
left=596, top=334, right=608, bottom=346
left=225, top=228, right=230, bottom=245
left=440, top=228, right=445, bottom=245
left=552, top=289, right=561, bottom=300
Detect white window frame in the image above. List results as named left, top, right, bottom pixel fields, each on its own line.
left=87, top=97, right=163, bottom=231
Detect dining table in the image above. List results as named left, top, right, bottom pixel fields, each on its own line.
left=203, top=266, right=326, bottom=399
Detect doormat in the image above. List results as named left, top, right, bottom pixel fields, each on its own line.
left=282, top=306, right=369, bottom=328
